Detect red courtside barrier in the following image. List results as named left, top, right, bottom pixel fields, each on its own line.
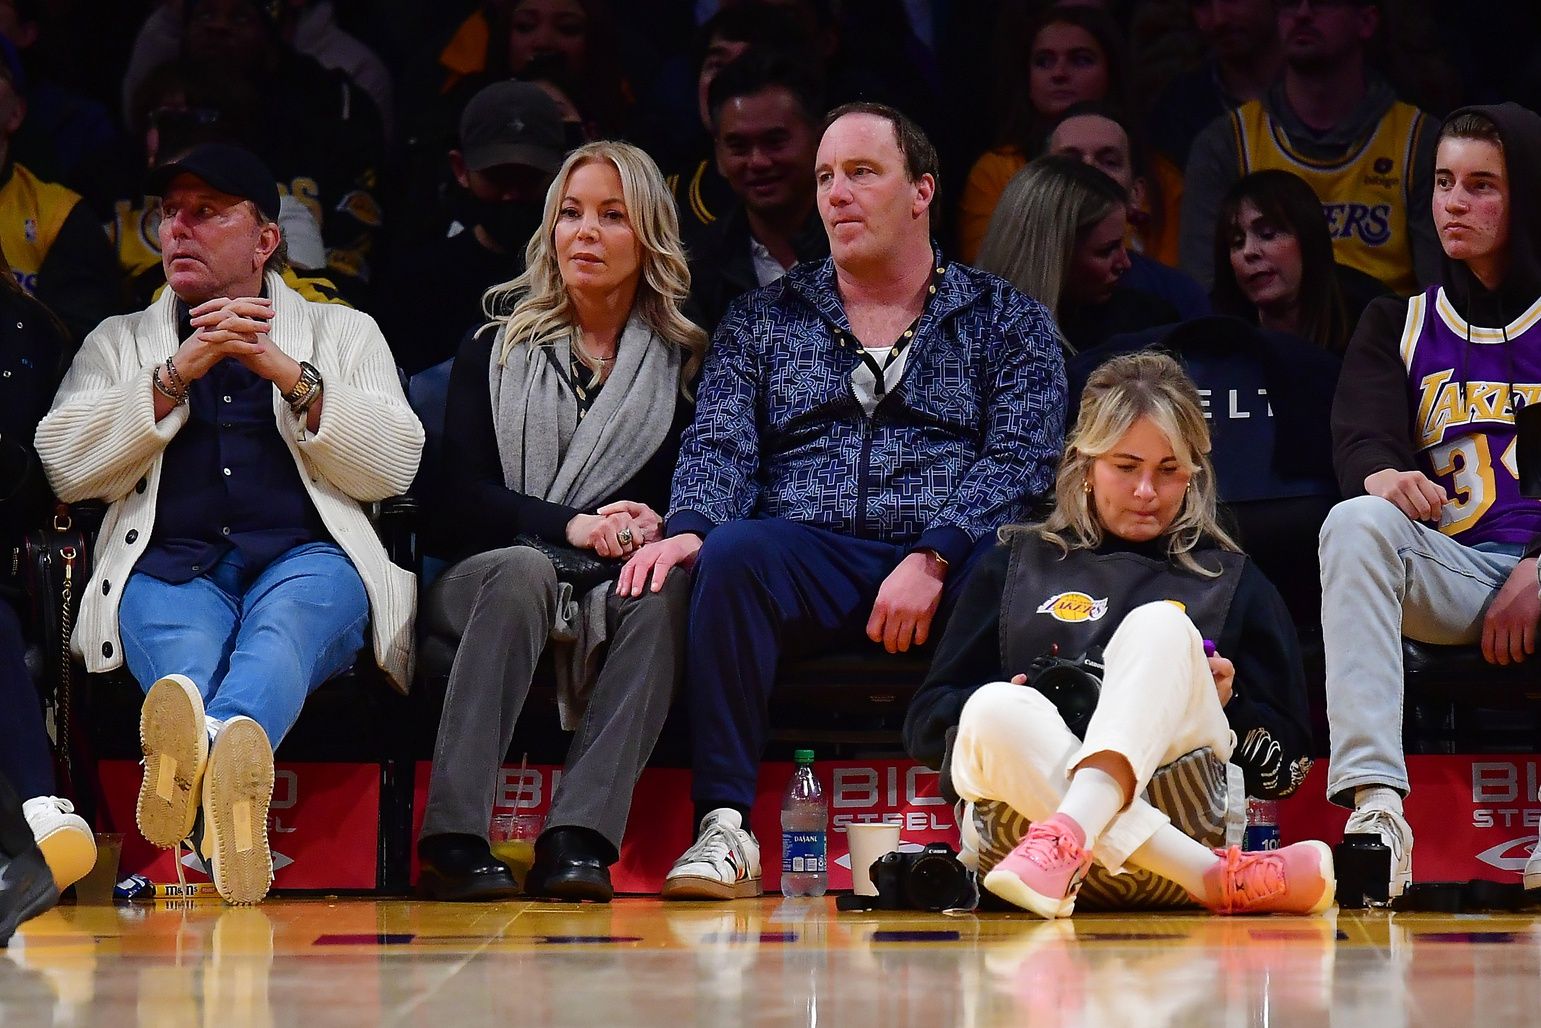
left=409, top=759, right=960, bottom=893
left=98, top=760, right=381, bottom=889
left=1279, top=756, right=1540, bottom=882
left=97, top=755, right=1541, bottom=892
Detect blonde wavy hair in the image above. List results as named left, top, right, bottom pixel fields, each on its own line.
left=482, top=140, right=707, bottom=384
left=1006, top=351, right=1239, bottom=576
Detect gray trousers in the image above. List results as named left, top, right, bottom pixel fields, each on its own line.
left=419, top=545, right=688, bottom=852
left=1320, top=495, right=1519, bottom=805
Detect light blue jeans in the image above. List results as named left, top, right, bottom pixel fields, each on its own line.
left=1320, top=495, right=1521, bottom=806
left=118, top=542, right=369, bottom=748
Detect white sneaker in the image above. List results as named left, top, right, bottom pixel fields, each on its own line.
left=1524, top=836, right=1541, bottom=892
left=201, top=716, right=275, bottom=905
left=21, top=796, right=96, bottom=892
left=662, top=809, right=762, bottom=900
left=138, top=674, right=208, bottom=848
left=1344, top=805, right=1413, bottom=899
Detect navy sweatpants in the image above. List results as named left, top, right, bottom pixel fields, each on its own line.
left=685, top=518, right=988, bottom=811
left=0, top=601, right=52, bottom=800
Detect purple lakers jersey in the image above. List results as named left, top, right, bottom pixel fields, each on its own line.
left=1402, top=286, right=1541, bottom=546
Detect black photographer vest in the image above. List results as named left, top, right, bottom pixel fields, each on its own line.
left=999, top=534, right=1247, bottom=673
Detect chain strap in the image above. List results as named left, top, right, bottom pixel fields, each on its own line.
left=55, top=545, right=75, bottom=788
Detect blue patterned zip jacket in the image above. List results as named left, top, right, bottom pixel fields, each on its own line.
left=666, top=250, right=1066, bottom=566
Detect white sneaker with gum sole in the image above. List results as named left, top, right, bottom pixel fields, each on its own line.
left=137, top=675, right=208, bottom=849
left=201, top=716, right=275, bottom=905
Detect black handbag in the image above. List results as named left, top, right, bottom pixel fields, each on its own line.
left=22, top=508, right=93, bottom=812
left=513, top=533, right=623, bottom=595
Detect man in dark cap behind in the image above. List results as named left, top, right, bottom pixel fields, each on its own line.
left=36, top=143, right=423, bottom=906
left=171, top=0, right=387, bottom=302
left=378, top=80, right=565, bottom=375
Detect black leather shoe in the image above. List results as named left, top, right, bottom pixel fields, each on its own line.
left=417, top=834, right=521, bottom=902
left=525, top=827, right=614, bottom=903
left=0, top=845, right=59, bottom=946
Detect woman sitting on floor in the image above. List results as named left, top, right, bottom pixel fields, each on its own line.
left=904, top=352, right=1330, bottom=918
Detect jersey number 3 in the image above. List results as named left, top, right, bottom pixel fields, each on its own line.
left=1430, top=435, right=1518, bottom=535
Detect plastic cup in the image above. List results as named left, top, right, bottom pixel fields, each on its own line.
left=489, top=812, right=542, bottom=883
left=73, top=833, right=123, bottom=904
left=846, top=822, right=901, bottom=896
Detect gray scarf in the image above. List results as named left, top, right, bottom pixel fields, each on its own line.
left=489, top=311, right=680, bottom=509
left=487, top=311, right=681, bottom=727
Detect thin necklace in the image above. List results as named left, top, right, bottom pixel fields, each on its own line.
left=574, top=334, right=616, bottom=364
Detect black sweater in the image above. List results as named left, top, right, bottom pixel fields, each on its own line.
left=903, top=536, right=1315, bottom=799
left=428, top=328, right=695, bottom=564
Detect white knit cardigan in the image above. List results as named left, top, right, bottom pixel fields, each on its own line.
left=35, top=272, right=425, bottom=690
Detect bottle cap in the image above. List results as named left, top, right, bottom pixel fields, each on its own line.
left=794, top=749, right=815, bottom=764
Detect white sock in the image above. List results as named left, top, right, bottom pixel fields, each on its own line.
left=1354, top=786, right=1403, bottom=815
left=1057, top=767, right=1127, bottom=851
left=205, top=715, right=225, bottom=745
left=1127, top=825, right=1222, bottom=899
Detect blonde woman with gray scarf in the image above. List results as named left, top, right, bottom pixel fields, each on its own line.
left=417, top=141, right=706, bottom=903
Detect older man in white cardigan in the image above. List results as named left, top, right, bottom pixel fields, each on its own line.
left=36, top=144, right=422, bottom=905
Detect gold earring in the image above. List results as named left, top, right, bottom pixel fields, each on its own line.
left=1083, top=481, right=1092, bottom=495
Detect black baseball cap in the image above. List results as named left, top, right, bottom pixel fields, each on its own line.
left=146, top=143, right=282, bottom=221
left=459, top=81, right=565, bottom=174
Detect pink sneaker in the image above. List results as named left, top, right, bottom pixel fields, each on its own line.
left=982, top=813, right=1093, bottom=919
left=1199, top=842, right=1336, bottom=915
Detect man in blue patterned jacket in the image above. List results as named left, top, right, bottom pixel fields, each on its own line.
left=618, top=102, right=1066, bottom=901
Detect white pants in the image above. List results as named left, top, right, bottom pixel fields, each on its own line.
left=951, top=602, right=1236, bottom=872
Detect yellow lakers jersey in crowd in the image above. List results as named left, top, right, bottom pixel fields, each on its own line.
left=1231, top=99, right=1429, bottom=296
left=1, top=162, right=80, bottom=294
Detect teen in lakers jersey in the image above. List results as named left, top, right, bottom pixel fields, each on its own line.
left=1321, top=103, right=1541, bottom=900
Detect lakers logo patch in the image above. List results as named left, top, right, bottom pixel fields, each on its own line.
left=1036, top=592, right=1108, bottom=623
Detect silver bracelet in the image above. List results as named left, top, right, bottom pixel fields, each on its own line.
left=163, top=356, right=187, bottom=395
left=152, top=364, right=186, bottom=406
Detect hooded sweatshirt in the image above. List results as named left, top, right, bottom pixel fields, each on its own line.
left=1331, top=102, right=1541, bottom=552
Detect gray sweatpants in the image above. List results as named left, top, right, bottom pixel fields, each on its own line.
left=419, top=545, right=688, bottom=851
left=1320, top=495, right=1519, bottom=806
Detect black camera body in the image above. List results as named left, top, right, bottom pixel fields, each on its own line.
left=867, top=843, right=978, bottom=912
left=1334, top=832, right=1391, bottom=908
left=1027, top=646, right=1104, bottom=739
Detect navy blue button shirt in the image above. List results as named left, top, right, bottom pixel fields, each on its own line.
left=136, top=304, right=327, bottom=584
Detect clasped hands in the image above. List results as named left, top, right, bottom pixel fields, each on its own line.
left=565, top=500, right=664, bottom=559
left=172, top=296, right=299, bottom=388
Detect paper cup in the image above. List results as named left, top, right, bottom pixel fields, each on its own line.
left=74, top=833, right=123, bottom=904
left=846, top=823, right=901, bottom=896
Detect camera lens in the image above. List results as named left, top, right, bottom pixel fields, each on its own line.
left=903, top=853, right=970, bottom=912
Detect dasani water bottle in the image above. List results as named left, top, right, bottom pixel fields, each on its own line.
left=780, top=749, right=828, bottom=897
